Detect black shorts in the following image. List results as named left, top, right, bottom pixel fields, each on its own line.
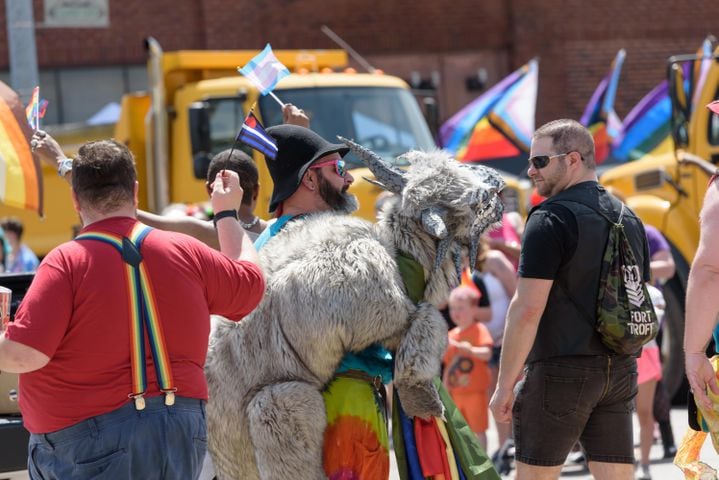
left=512, top=354, right=637, bottom=466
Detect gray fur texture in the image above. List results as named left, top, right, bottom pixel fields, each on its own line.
left=206, top=148, right=504, bottom=479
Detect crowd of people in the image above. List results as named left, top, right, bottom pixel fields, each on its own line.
left=0, top=101, right=716, bottom=480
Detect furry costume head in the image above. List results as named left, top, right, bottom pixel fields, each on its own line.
left=340, top=138, right=505, bottom=276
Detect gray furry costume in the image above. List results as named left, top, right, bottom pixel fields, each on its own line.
left=205, top=139, right=505, bottom=479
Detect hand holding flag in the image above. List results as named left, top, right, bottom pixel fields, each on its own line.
left=238, top=44, right=290, bottom=108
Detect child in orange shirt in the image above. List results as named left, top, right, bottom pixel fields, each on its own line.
left=443, top=285, right=494, bottom=450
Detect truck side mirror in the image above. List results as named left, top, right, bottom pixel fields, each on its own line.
left=189, top=102, right=212, bottom=179
left=668, top=62, right=690, bottom=149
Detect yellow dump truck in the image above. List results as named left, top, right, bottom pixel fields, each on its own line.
left=0, top=38, right=440, bottom=255
left=600, top=47, right=719, bottom=399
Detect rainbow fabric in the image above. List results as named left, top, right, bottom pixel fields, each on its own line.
left=0, top=82, right=43, bottom=215
left=322, top=375, right=389, bottom=479
left=24, top=86, right=48, bottom=130
left=580, top=49, right=625, bottom=165
left=611, top=81, right=672, bottom=162
left=440, top=59, right=538, bottom=163
left=75, top=223, right=175, bottom=407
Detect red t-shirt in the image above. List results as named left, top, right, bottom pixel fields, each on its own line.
left=443, top=323, right=493, bottom=394
left=5, top=217, right=265, bottom=433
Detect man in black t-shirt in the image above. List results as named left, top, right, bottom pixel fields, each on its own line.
left=490, top=119, right=648, bottom=480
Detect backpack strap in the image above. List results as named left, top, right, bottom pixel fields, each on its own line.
left=76, top=223, right=176, bottom=410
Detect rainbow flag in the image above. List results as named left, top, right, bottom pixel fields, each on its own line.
left=0, top=82, right=43, bottom=216
left=580, top=49, right=625, bottom=165
left=440, top=59, right=538, bottom=163
left=25, top=86, right=48, bottom=130
left=611, top=81, right=672, bottom=162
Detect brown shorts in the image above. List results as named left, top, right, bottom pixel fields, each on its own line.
left=512, top=354, right=637, bottom=466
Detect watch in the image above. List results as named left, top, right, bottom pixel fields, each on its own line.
left=57, top=158, right=73, bottom=177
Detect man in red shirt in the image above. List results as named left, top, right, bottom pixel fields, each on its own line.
left=0, top=139, right=264, bottom=479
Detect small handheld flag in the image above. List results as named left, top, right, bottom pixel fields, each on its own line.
left=236, top=111, right=278, bottom=160
left=25, top=86, right=48, bottom=131
left=238, top=44, right=290, bottom=108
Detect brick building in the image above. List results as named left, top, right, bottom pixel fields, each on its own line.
left=0, top=0, right=717, bottom=127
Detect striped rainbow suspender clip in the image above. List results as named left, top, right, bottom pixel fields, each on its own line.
left=75, top=223, right=176, bottom=410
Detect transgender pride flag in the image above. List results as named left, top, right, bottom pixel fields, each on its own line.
left=440, top=59, right=538, bottom=163
left=238, top=44, right=290, bottom=96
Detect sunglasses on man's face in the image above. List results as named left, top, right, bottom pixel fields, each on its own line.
left=309, top=158, right=347, bottom=178
left=528, top=152, right=570, bottom=170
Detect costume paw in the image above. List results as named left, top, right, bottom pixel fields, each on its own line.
left=396, top=381, right=444, bottom=419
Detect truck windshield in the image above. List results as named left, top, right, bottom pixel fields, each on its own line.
left=259, top=86, right=436, bottom=168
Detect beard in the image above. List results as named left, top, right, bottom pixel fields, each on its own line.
left=317, top=171, right=358, bottom=214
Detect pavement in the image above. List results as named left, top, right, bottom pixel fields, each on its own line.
left=388, top=408, right=718, bottom=479
left=9, top=407, right=712, bottom=479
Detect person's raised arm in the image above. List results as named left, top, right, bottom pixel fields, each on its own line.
left=31, top=130, right=72, bottom=183
left=137, top=210, right=220, bottom=250
left=210, top=170, right=259, bottom=264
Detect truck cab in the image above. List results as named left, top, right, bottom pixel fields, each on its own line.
left=600, top=46, right=719, bottom=399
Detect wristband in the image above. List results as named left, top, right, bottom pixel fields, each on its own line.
left=213, top=209, right=238, bottom=227
left=57, top=158, right=73, bottom=177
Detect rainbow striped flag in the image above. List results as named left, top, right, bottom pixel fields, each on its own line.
left=0, top=82, right=43, bottom=216
left=25, top=86, right=48, bottom=130
left=580, top=49, right=625, bottom=165
left=440, top=59, right=538, bottom=163
left=611, top=81, right=672, bottom=162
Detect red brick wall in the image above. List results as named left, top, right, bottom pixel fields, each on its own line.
left=0, top=0, right=717, bottom=123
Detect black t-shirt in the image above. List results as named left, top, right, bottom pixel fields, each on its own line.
left=518, top=204, right=578, bottom=280
left=517, top=181, right=651, bottom=362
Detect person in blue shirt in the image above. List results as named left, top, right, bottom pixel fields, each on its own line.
left=1, top=217, right=39, bottom=273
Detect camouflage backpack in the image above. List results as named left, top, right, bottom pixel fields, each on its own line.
left=558, top=200, right=658, bottom=355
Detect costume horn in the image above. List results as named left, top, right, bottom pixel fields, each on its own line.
left=338, top=136, right=407, bottom=194
left=421, top=207, right=448, bottom=239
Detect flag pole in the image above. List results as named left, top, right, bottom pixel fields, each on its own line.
left=35, top=87, right=40, bottom=131
left=268, top=91, right=285, bottom=109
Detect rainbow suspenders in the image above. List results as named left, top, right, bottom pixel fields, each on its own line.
left=75, top=223, right=176, bottom=410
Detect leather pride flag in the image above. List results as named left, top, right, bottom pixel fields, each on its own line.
left=0, top=81, right=43, bottom=216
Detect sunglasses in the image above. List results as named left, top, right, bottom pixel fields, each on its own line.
left=309, top=158, right=347, bottom=178
left=528, top=152, right=570, bottom=170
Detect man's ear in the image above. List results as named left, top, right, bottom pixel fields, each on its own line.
left=300, top=170, right=317, bottom=191
left=252, top=184, right=260, bottom=201
left=569, top=151, right=582, bottom=167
